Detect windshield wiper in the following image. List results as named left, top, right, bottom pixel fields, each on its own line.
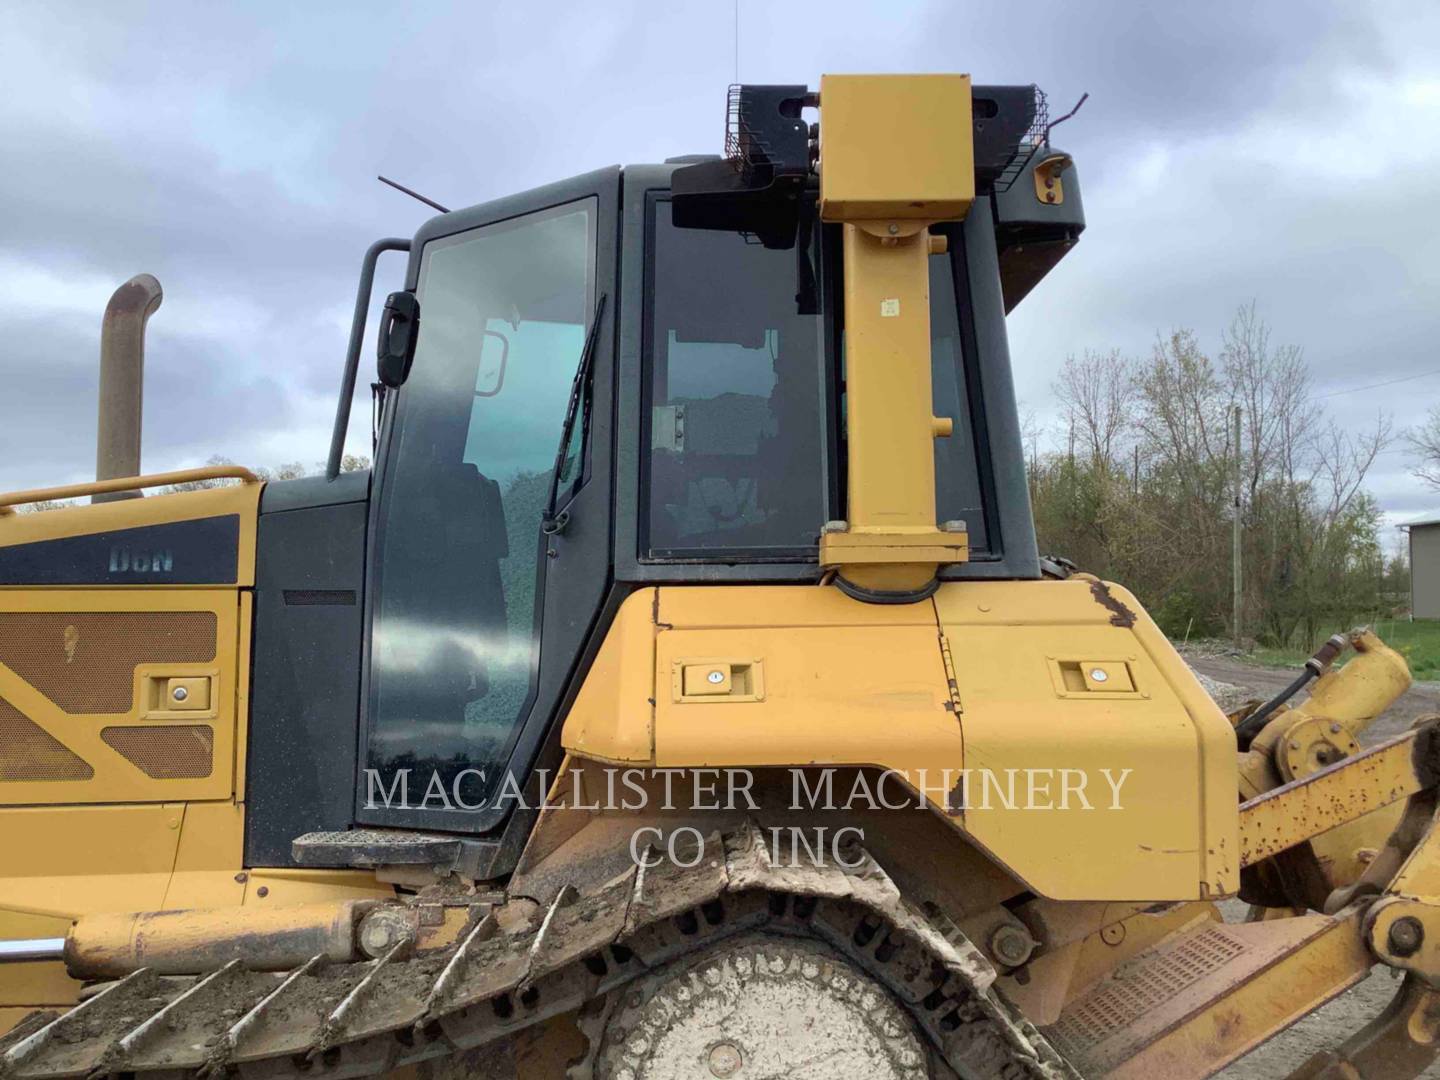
left=542, top=292, right=608, bottom=535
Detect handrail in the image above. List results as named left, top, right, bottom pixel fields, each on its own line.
left=328, top=238, right=411, bottom=480
left=0, top=465, right=260, bottom=515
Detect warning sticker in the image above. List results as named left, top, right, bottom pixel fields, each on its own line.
left=880, top=298, right=901, bottom=317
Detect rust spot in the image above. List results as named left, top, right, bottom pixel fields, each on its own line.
left=946, top=776, right=966, bottom=816
left=1088, top=580, right=1136, bottom=628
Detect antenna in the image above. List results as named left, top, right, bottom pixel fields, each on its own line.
left=377, top=175, right=452, bottom=214
left=1044, top=92, right=1089, bottom=144
left=734, top=0, right=739, bottom=84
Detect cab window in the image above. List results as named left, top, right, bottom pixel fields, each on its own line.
left=643, top=199, right=827, bottom=558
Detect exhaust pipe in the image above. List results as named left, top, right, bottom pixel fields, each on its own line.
left=94, top=273, right=163, bottom=503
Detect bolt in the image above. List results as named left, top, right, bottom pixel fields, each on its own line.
left=1290, top=740, right=1301, bottom=751
left=989, top=924, right=1036, bottom=967
left=233, top=872, right=248, bottom=883
left=707, top=670, right=725, bottom=685
left=256, top=885, right=269, bottom=899
left=172, top=686, right=189, bottom=702
left=708, top=1042, right=743, bottom=1077
left=887, top=223, right=899, bottom=235
left=1389, top=916, right=1424, bottom=958
left=1330, top=722, right=1343, bottom=734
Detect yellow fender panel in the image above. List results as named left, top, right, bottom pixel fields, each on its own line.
left=562, top=581, right=1238, bottom=902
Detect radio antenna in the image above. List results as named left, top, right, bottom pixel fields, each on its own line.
left=378, top=175, right=451, bottom=214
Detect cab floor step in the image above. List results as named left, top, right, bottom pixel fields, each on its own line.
left=291, top=829, right=498, bottom=873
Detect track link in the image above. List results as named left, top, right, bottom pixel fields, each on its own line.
left=0, top=827, right=1076, bottom=1080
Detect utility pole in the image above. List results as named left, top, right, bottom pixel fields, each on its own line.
left=1232, top=404, right=1243, bottom=650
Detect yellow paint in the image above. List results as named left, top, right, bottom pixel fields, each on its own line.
left=1239, top=732, right=1425, bottom=867
left=560, top=589, right=657, bottom=763
left=0, top=484, right=392, bottom=1024
left=1032, top=153, right=1070, bottom=206
left=814, top=75, right=977, bottom=591
left=818, top=74, right=975, bottom=221
left=938, top=579, right=1237, bottom=899
left=235, top=589, right=253, bottom=798
left=0, top=803, right=183, bottom=918
left=1301, top=628, right=1412, bottom=737
left=0, top=465, right=258, bottom=516
left=562, top=581, right=1240, bottom=901
left=1096, top=909, right=1373, bottom=1078
left=241, top=868, right=395, bottom=906
left=0, top=588, right=240, bottom=805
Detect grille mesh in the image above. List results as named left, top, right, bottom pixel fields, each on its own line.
left=0, top=611, right=216, bottom=714
left=101, top=724, right=214, bottom=779
left=1048, top=923, right=1248, bottom=1055
left=0, top=697, right=93, bottom=781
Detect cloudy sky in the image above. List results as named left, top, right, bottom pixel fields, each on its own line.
left=4, top=1, right=1438, bottom=535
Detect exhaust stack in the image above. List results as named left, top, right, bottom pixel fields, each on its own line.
left=94, top=273, right=162, bottom=503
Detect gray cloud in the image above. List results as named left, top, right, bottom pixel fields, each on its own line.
left=1, top=0, right=1436, bottom=529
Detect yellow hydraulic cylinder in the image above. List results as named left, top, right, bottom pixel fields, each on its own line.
left=816, top=74, right=975, bottom=595
left=1299, top=628, right=1412, bottom=737
left=65, top=900, right=368, bottom=978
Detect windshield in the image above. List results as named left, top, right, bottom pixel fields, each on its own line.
left=367, top=200, right=595, bottom=816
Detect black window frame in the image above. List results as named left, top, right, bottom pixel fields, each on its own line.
left=637, top=190, right=840, bottom=564
left=614, top=167, right=1039, bottom=584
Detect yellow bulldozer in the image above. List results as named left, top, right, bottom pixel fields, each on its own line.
left=1, top=73, right=1437, bottom=1079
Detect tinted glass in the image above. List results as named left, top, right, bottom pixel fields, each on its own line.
left=645, top=201, right=826, bottom=557
left=930, top=248, right=989, bottom=552
left=368, top=200, right=594, bottom=812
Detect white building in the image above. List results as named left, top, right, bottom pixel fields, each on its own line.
left=1402, top=514, right=1440, bottom=620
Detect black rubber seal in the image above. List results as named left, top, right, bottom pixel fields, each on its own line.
left=833, top=574, right=941, bottom=605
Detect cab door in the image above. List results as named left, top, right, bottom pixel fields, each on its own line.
left=359, top=169, right=619, bottom=833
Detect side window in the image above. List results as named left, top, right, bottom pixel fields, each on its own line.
left=930, top=243, right=990, bottom=553
left=644, top=200, right=827, bottom=557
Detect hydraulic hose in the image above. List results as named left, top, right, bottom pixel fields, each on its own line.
left=1234, top=632, right=1348, bottom=749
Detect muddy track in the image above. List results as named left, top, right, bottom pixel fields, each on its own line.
left=0, top=827, right=1073, bottom=1080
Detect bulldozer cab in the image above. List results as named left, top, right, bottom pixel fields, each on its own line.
left=351, top=93, right=1078, bottom=838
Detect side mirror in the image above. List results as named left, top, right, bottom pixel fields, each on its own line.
left=376, top=290, right=420, bottom=388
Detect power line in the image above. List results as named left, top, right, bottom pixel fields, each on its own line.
left=1317, top=367, right=1440, bottom=398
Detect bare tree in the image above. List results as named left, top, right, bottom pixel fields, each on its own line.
left=1221, top=301, right=1317, bottom=502
left=1410, top=406, right=1440, bottom=490
left=1053, top=350, right=1136, bottom=466
left=1316, top=414, right=1392, bottom=523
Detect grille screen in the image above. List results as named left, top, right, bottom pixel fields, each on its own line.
left=0, top=611, right=216, bottom=714
left=101, top=724, right=214, bottom=779
left=0, top=698, right=93, bottom=781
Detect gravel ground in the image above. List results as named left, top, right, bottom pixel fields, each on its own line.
left=1181, top=651, right=1440, bottom=1078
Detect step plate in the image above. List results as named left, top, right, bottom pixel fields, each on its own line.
left=1042, top=913, right=1365, bottom=1076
